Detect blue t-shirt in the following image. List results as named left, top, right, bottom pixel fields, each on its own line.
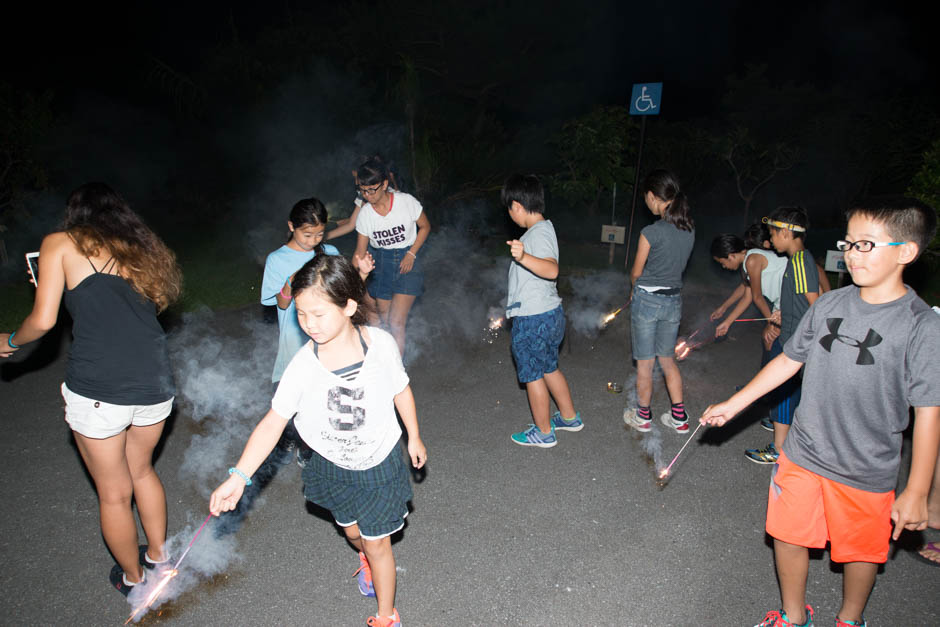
left=261, top=243, right=340, bottom=382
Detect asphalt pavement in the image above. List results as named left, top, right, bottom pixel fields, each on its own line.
left=1, top=289, right=938, bottom=626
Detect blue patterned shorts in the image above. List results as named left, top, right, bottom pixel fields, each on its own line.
left=510, top=305, right=565, bottom=383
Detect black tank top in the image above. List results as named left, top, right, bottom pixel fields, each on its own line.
left=64, top=258, right=175, bottom=404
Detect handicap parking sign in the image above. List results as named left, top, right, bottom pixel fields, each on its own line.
left=630, top=83, right=662, bottom=116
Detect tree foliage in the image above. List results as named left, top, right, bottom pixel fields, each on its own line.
left=907, top=138, right=940, bottom=254
left=550, top=106, right=636, bottom=215
left=0, top=84, right=53, bottom=265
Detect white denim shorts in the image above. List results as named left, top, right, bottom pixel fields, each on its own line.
left=61, top=382, right=173, bottom=439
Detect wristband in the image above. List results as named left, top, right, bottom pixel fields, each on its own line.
left=7, top=331, right=19, bottom=349
left=228, top=467, right=252, bottom=486
left=406, top=251, right=416, bottom=259
left=280, top=284, right=291, bottom=299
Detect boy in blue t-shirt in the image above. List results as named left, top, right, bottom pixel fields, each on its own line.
left=502, top=174, right=581, bottom=447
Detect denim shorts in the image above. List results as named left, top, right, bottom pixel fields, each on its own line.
left=510, top=305, right=565, bottom=383
left=630, top=286, right=681, bottom=360
left=367, top=245, right=424, bottom=300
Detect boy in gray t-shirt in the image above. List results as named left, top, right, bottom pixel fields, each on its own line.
left=703, top=198, right=940, bottom=627
left=502, top=174, right=581, bottom=448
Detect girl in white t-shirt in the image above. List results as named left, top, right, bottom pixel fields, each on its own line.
left=353, top=156, right=431, bottom=356
left=210, top=254, right=426, bottom=627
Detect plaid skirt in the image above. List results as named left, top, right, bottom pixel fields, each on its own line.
left=302, top=444, right=413, bottom=538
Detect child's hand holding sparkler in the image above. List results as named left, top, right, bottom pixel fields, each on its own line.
left=209, top=472, right=249, bottom=516
left=709, top=306, right=726, bottom=322
left=700, top=400, right=744, bottom=427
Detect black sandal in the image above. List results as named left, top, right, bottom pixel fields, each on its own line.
left=109, top=564, right=144, bottom=597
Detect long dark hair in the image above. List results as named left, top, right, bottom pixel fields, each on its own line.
left=288, top=197, right=328, bottom=256
left=743, top=222, right=771, bottom=250
left=291, top=254, right=372, bottom=327
left=644, top=169, right=693, bottom=232
left=64, top=182, right=181, bottom=312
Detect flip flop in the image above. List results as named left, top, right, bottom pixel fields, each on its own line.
left=913, top=541, right=940, bottom=568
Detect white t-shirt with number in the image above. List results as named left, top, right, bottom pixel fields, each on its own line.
left=271, top=327, right=409, bottom=470
left=355, top=192, right=423, bottom=249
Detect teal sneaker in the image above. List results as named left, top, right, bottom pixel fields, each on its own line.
left=550, top=411, right=583, bottom=432
left=761, top=415, right=774, bottom=431
left=754, top=605, right=814, bottom=626
left=745, top=442, right=779, bottom=465
left=835, top=618, right=866, bottom=627
left=510, top=424, right=557, bottom=448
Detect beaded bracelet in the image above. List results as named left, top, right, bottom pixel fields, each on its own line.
left=228, top=467, right=252, bottom=486
left=7, top=331, right=19, bottom=349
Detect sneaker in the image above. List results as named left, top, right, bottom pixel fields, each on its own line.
left=754, top=605, right=814, bottom=626
left=353, top=551, right=376, bottom=597
left=745, top=443, right=779, bottom=465
left=109, top=564, right=144, bottom=597
left=623, top=408, right=652, bottom=432
left=551, top=411, right=583, bottom=432
left=760, top=415, right=774, bottom=432
left=366, top=608, right=402, bottom=627
left=660, top=411, right=690, bottom=433
left=835, top=618, right=866, bottom=627
left=510, top=424, right=557, bottom=448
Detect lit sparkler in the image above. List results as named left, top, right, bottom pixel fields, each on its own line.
left=125, top=513, right=213, bottom=624
left=600, top=302, right=629, bottom=328
left=483, top=306, right=506, bottom=344
left=657, top=421, right=704, bottom=483
left=674, top=328, right=703, bottom=361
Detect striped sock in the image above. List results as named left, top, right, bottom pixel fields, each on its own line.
left=637, top=406, right=651, bottom=421
left=671, top=403, right=687, bottom=422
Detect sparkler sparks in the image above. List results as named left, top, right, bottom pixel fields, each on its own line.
left=656, top=421, right=705, bottom=485
left=125, top=513, right=213, bottom=624
left=600, top=302, right=629, bottom=328
left=483, top=306, right=506, bottom=343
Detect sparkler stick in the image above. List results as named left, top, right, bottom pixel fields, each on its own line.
left=657, top=421, right=704, bottom=480
left=125, top=513, right=213, bottom=624
left=733, top=317, right=771, bottom=322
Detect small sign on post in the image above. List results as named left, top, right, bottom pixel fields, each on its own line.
left=825, top=249, right=847, bottom=288
left=602, top=225, right=626, bottom=244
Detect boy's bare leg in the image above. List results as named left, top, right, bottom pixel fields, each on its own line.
left=636, top=358, right=655, bottom=406
left=837, top=561, right=878, bottom=623
left=525, top=378, right=552, bottom=434
left=362, top=536, right=396, bottom=618
left=543, top=369, right=575, bottom=419
left=774, top=538, right=809, bottom=624
left=775, top=423, right=791, bottom=452
left=657, top=356, right=683, bottom=405
left=927, top=457, right=940, bottom=529
left=918, top=459, right=940, bottom=564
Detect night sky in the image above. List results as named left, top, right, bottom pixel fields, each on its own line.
left=4, top=1, right=935, bottom=119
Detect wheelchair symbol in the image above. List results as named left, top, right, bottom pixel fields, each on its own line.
left=634, top=86, right=657, bottom=112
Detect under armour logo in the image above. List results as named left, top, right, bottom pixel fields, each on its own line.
left=819, top=318, right=882, bottom=365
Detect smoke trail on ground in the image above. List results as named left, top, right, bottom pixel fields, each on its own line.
left=639, top=424, right=664, bottom=471
left=126, top=515, right=239, bottom=621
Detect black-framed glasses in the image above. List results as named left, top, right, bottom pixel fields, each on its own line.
left=358, top=183, right=383, bottom=196
left=835, top=240, right=905, bottom=253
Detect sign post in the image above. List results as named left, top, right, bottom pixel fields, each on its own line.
left=625, top=82, right=662, bottom=268
left=825, top=249, right=847, bottom=288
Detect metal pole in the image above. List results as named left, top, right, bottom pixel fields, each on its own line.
left=608, top=183, right=617, bottom=265
left=625, top=115, right=647, bottom=268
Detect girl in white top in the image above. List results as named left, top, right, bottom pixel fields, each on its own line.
left=210, top=254, right=426, bottom=627
left=353, top=156, right=431, bottom=356
left=709, top=228, right=787, bottom=343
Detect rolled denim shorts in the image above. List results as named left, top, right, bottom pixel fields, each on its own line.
left=367, top=245, right=424, bottom=300
left=630, top=286, right=681, bottom=360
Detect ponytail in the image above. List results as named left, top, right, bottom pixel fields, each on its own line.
left=643, top=169, right=694, bottom=232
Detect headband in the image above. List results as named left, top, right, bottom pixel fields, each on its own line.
left=761, top=216, right=806, bottom=233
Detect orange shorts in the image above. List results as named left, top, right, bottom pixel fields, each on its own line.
left=766, top=452, right=894, bottom=563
